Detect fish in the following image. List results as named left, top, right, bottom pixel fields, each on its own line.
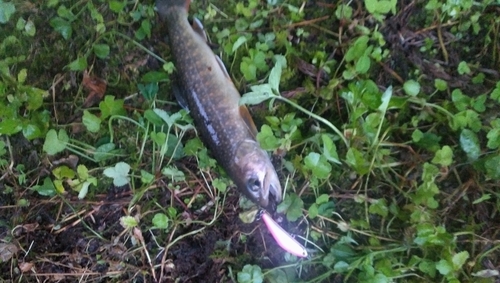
left=261, top=211, right=308, bottom=257
left=155, top=0, right=282, bottom=209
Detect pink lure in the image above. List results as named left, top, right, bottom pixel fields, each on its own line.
left=261, top=212, right=308, bottom=257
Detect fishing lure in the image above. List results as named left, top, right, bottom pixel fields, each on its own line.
left=260, top=211, right=308, bottom=257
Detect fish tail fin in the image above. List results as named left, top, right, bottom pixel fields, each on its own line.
left=156, top=0, right=190, bottom=17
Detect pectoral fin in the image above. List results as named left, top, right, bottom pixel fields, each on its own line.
left=215, top=55, right=230, bottom=79
left=191, top=18, right=207, bottom=41
left=239, top=105, right=258, bottom=138
left=171, top=76, right=189, bottom=110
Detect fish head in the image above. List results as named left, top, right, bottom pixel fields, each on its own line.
left=233, top=140, right=282, bottom=209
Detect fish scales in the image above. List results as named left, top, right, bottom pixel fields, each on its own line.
left=156, top=0, right=282, bottom=208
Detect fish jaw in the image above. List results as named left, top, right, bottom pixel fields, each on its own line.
left=233, top=140, right=282, bottom=208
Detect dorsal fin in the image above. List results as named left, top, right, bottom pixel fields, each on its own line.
left=215, top=55, right=230, bottom=79
left=191, top=18, right=207, bottom=41
left=239, top=105, right=258, bottom=138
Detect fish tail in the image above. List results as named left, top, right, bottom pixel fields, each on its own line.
left=156, top=0, right=190, bottom=17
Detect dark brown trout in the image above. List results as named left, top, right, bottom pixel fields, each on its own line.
left=156, top=0, right=282, bottom=208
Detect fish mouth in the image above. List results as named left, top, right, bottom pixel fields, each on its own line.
left=263, top=168, right=282, bottom=210
left=245, top=160, right=282, bottom=210
left=235, top=140, right=282, bottom=210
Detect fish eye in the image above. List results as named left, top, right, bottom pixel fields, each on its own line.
left=247, top=178, right=261, bottom=192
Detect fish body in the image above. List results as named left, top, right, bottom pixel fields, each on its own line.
left=156, top=0, right=282, bottom=208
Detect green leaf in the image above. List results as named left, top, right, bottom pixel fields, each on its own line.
left=0, top=1, right=16, bottom=24
left=431, top=145, right=453, bottom=166
left=184, top=137, right=204, bottom=156
left=43, top=129, right=69, bottom=155
left=153, top=109, right=182, bottom=127
left=369, top=198, right=389, bottom=217
left=266, top=269, right=288, bottom=283
left=345, top=35, right=368, bottom=61
left=67, top=56, right=87, bottom=71
left=451, top=89, right=469, bottom=111
left=403, top=80, right=420, bottom=96
left=237, top=264, right=263, bottom=283
left=77, top=165, right=91, bottom=180
left=346, top=148, right=370, bottom=175
left=17, top=69, right=27, bottom=84
left=256, top=125, right=280, bottom=150
left=152, top=213, right=169, bottom=229
left=457, top=61, right=471, bottom=75
left=0, top=119, right=23, bottom=135
left=459, top=129, right=480, bottom=161
left=144, top=109, right=164, bottom=126
left=304, top=152, right=332, bottom=179
left=22, top=123, right=43, bottom=140
left=77, top=181, right=92, bottom=199
left=355, top=54, right=370, bottom=74
left=417, top=259, right=437, bottom=277
left=47, top=0, right=59, bottom=7
left=94, top=143, right=116, bottom=162
left=135, top=19, right=151, bottom=40
left=277, top=193, right=304, bottom=221
left=32, top=177, right=57, bottom=197
left=436, top=259, right=453, bottom=275
left=141, top=72, right=168, bottom=83
left=240, top=84, right=274, bottom=105
left=473, top=194, right=491, bottom=204
left=138, top=83, right=159, bottom=100
left=0, top=141, right=6, bottom=156
left=321, top=134, right=340, bottom=164
left=232, top=35, right=248, bottom=53
left=120, top=216, right=138, bottom=229
left=308, top=203, right=319, bottom=219
left=484, top=155, right=500, bottom=179
left=162, top=166, right=185, bottom=182
left=49, top=17, right=72, bottom=39
left=452, top=251, right=469, bottom=269
left=150, top=131, right=166, bottom=147
left=82, top=110, right=101, bottom=133
left=486, top=126, right=500, bottom=149
left=434, top=78, right=448, bottom=91
left=490, top=82, right=500, bottom=102
left=16, top=17, right=26, bottom=30
left=268, top=62, right=282, bottom=93
left=99, top=95, right=126, bottom=119
left=472, top=94, right=486, bottom=112
left=57, top=5, right=76, bottom=21
left=335, top=4, right=353, bottom=20
left=25, top=86, right=47, bottom=110
left=212, top=178, right=227, bottom=193
left=316, top=194, right=329, bottom=204
left=24, top=19, right=36, bottom=36
left=53, top=165, right=75, bottom=179
left=93, top=44, right=110, bottom=59
left=109, top=0, right=126, bottom=13
left=240, top=60, right=257, bottom=81
left=140, top=170, right=155, bottom=184
left=103, top=162, right=130, bottom=187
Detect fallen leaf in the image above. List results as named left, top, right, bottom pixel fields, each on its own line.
left=82, top=70, right=107, bottom=107
left=0, top=243, right=19, bottom=262
left=19, top=262, right=34, bottom=272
